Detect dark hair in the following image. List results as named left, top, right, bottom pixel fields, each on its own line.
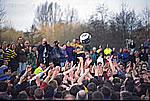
left=34, top=88, right=43, bottom=99
left=87, top=82, right=97, bottom=92
left=0, top=81, right=8, bottom=92
left=44, top=85, right=54, bottom=99
left=48, top=80, right=58, bottom=90
left=17, top=91, right=28, bottom=100
left=90, top=78, right=99, bottom=86
left=92, top=91, right=104, bottom=100
left=70, top=85, right=81, bottom=97
left=101, top=86, right=111, bottom=98
left=54, top=75, right=63, bottom=86
left=114, top=83, right=121, bottom=92
left=3, top=68, right=9, bottom=74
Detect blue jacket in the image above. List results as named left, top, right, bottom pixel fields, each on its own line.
left=117, top=52, right=123, bottom=62
left=60, top=49, right=68, bottom=62
left=122, top=51, right=130, bottom=63
left=66, top=46, right=75, bottom=62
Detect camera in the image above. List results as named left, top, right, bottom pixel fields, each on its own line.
left=44, top=41, right=47, bottom=45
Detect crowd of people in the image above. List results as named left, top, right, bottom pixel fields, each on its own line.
left=0, top=37, right=150, bottom=100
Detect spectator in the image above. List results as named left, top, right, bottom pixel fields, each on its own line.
left=34, top=63, right=46, bottom=75
left=76, top=90, right=88, bottom=100
left=0, top=81, right=11, bottom=100
left=111, top=47, right=116, bottom=55
left=34, top=88, right=44, bottom=100
left=51, top=40, right=63, bottom=66
left=16, top=91, right=28, bottom=100
left=101, top=86, right=112, bottom=100
left=129, top=40, right=136, bottom=52
left=16, top=37, right=28, bottom=76
left=92, top=91, right=104, bottom=100
left=90, top=49, right=97, bottom=65
left=122, top=47, right=130, bottom=66
left=27, top=46, right=37, bottom=73
left=139, top=48, right=148, bottom=62
left=0, top=60, right=8, bottom=75
left=64, top=94, right=75, bottom=100
left=37, top=38, right=53, bottom=67
left=117, top=48, right=123, bottom=62
left=60, top=44, right=68, bottom=67
left=144, top=39, right=150, bottom=50
left=0, top=68, right=11, bottom=80
left=7, top=42, right=18, bottom=73
left=66, top=41, right=75, bottom=65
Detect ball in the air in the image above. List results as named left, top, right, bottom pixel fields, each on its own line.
left=80, top=32, right=91, bottom=44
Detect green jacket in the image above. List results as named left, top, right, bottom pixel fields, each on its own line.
left=27, top=51, right=36, bottom=68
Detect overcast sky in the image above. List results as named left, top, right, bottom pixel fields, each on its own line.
left=2, top=0, right=150, bottom=31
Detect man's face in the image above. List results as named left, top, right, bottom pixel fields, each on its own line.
left=49, top=62, right=54, bottom=68
left=42, top=39, right=47, bottom=46
left=18, top=38, right=23, bottom=44
left=3, top=43, right=7, bottom=49
left=67, top=41, right=70, bottom=47
left=25, top=41, right=29, bottom=47
left=142, top=64, right=147, bottom=70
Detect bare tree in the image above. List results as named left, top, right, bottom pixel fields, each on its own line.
left=0, top=0, right=6, bottom=28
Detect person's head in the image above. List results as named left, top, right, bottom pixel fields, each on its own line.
left=66, top=41, right=70, bottom=47
left=40, top=63, right=46, bottom=69
left=76, top=47, right=81, bottom=52
left=123, top=47, right=127, bottom=52
left=130, top=51, right=133, bottom=55
left=62, top=44, right=66, bottom=50
left=48, top=80, right=58, bottom=90
left=44, top=85, right=54, bottom=100
left=112, top=47, right=115, bottom=51
left=92, top=91, right=104, bottom=100
left=101, top=86, right=111, bottom=99
left=49, top=61, right=54, bottom=69
left=24, top=40, right=29, bottom=47
left=17, top=91, right=28, bottom=100
left=0, top=81, right=8, bottom=92
left=119, top=48, right=122, bottom=53
left=64, top=94, right=75, bottom=100
left=18, top=36, right=24, bottom=44
left=31, top=46, right=36, bottom=52
left=131, top=40, right=133, bottom=43
left=34, top=88, right=44, bottom=100
left=90, top=49, right=93, bottom=54
left=3, top=60, right=8, bottom=66
left=141, top=62, right=148, bottom=70
left=10, top=42, right=16, bottom=50
left=141, top=48, right=145, bottom=53
left=119, top=62, right=125, bottom=70
left=92, top=47, right=96, bottom=53
left=2, top=41, right=8, bottom=49
left=136, top=57, right=140, bottom=64
left=3, top=68, right=11, bottom=75
left=70, top=85, right=81, bottom=97
left=147, top=39, right=149, bottom=42
left=72, top=39, right=76, bottom=43
left=76, top=90, right=88, bottom=100
left=120, top=91, right=132, bottom=100
left=53, top=40, right=59, bottom=48
left=42, top=38, right=47, bottom=46
left=87, top=82, right=97, bottom=92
